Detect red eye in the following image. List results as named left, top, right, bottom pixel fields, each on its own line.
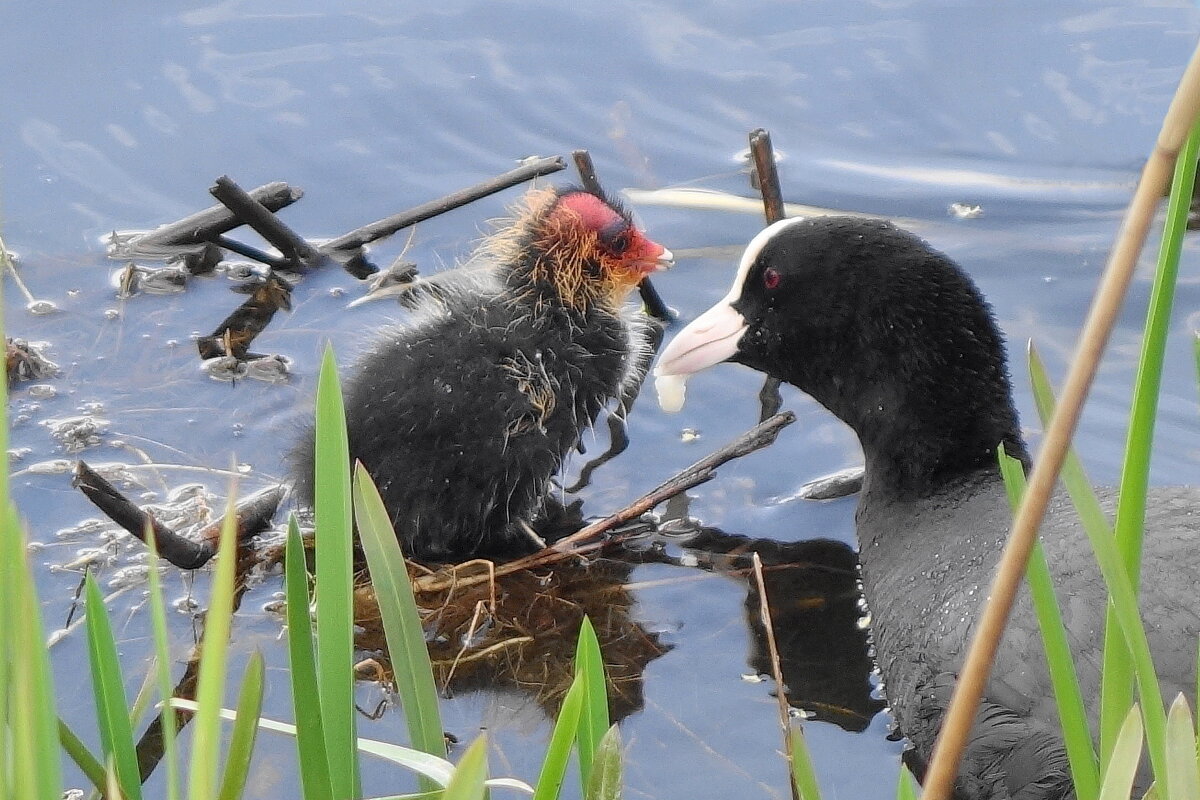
left=763, top=267, right=781, bottom=290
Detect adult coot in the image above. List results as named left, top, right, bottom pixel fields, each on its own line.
left=653, top=216, right=1200, bottom=799
left=295, top=186, right=672, bottom=561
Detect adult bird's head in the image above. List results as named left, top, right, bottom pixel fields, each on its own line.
left=654, top=215, right=1026, bottom=492
left=493, top=186, right=673, bottom=311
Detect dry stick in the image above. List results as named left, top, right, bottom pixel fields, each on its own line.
left=920, top=40, right=1200, bottom=800
left=412, top=410, right=796, bottom=594
left=572, top=148, right=672, bottom=321
left=749, top=128, right=786, bottom=421
left=209, top=234, right=292, bottom=270
left=72, top=460, right=286, bottom=569
left=752, top=552, right=802, bottom=800
left=210, top=176, right=328, bottom=269
left=131, top=182, right=302, bottom=249
left=572, top=149, right=603, bottom=193
left=323, top=155, right=568, bottom=252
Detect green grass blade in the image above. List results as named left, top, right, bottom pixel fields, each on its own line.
left=313, top=345, right=360, bottom=799
left=83, top=572, right=143, bottom=800
left=1194, top=334, right=1200, bottom=397
left=1098, top=706, right=1143, bottom=800
left=4, top=501, right=62, bottom=800
left=442, top=737, right=489, bottom=800
left=1106, top=113, right=1200, bottom=775
left=0, top=244, right=14, bottom=798
left=168, top=697, right=499, bottom=788
left=1028, top=345, right=1133, bottom=763
left=0, top=247, right=57, bottom=798
left=187, top=498, right=239, bottom=800
left=788, top=725, right=822, bottom=800
left=573, top=617, right=609, bottom=789
left=144, top=527, right=182, bottom=800
left=353, top=463, right=447, bottom=788
left=1116, top=114, right=1200, bottom=582
left=998, top=447, right=1099, bottom=799
left=532, top=674, right=586, bottom=800
left=1165, top=695, right=1199, bottom=800
left=58, top=718, right=107, bottom=793
left=217, top=652, right=266, bottom=800
left=895, top=767, right=919, bottom=800
left=583, top=725, right=622, bottom=800
left=284, top=516, right=335, bottom=800
left=1029, top=346, right=1169, bottom=787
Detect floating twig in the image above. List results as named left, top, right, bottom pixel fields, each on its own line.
left=572, top=149, right=604, bottom=194
left=322, top=155, right=568, bottom=252
left=124, top=181, right=302, bottom=250
left=573, top=148, right=672, bottom=321
left=72, top=461, right=209, bottom=569
left=749, top=128, right=786, bottom=421
left=72, top=460, right=285, bottom=569
left=412, top=411, right=795, bottom=594
left=196, top=273, right=293, bottom=360
left=209, top=176, right=328, bottom=270
left=7, top=338, right=59, bottom=385
left=749, top=129, right=786, bottom=223
left=752, top=552, right=801, bottom=800
left=209, top=235, right=291, bottom=270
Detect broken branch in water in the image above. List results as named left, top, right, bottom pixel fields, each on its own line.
left=196, top=273, right=293, bottom=360
left=209, top=175, right=329, bottom=271
left=749, top=128, right=786, bottom=421
left=412, top=411, right=796, bottom=594
left=72, top=460, right=285, bottom=569
left=322, top=155, right=568, bottom=252
left=122, top=181, right=303, bottom=251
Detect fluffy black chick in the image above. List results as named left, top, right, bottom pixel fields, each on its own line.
left=295, top=186, right=672, bottom=561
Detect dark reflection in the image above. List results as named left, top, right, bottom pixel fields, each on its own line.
left=353, top=502, right=671, bottom=724
left=626, top=519, right=884, bottom=733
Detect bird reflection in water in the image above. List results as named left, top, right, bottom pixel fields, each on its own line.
left=352, top=501, right=881, bottom=735
left=631, top=520, right=884, bottom=734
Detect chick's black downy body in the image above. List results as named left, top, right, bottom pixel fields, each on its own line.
left=655, top=216, right=1200, bottom=800
left=295, top=187, right=670, bottom=560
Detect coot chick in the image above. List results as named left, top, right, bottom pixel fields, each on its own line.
left=295, top=186, right=672, bottom=561
left=653, top=216, right=1200, bottom=799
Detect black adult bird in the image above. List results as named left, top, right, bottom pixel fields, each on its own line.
left=295, top=186, right=672, bottom=561
left=653, top=216, right=1200, bottom=800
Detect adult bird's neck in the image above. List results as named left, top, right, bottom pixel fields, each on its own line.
left=795, top=352, right=1028, bottom=498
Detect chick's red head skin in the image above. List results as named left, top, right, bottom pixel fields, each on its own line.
left=531, top=189, right=672, bottom=309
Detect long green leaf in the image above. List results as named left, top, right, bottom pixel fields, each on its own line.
left=998, top=447, right=1099, bottom=800
left=1028, top=347, right=1169, bottom=789
left=1105, top=113, right=1200, bottom=767
left=583, top=725, right=622, bottom=800
left=169, top=697, right=533, bottom=793
left=0, top=241, right=11, bottom=799
left=354, top=463, right=447, bottom=791
left=574, top=617, right=609, bottom=789
left=532, top=674, right=586, bottom=800
left=144, top=527, right=182, bottom=800
left=1097, top=706, right=1143, bottom=800
left=217, top=652, right=266, bottom=800
left=83, top=573, right=143, bottom=800
left=442, top=737, right=489, bottom=800
left=1165, top=694, right=1199, bottom=800
left=284, top=516, right=335, bottom=800
left=788, top=725, right=822, bottom=800
left=187, top=497, right=240, bottom=800
left=1029, top=344, right=1132, bottom=763
left=313, top=345, right=360, bottom=799
left=58, top=719, right=107, bottom=794
left=895, top=766, right=919, bottom=800
left=6, top=503, right=61, bottom=796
